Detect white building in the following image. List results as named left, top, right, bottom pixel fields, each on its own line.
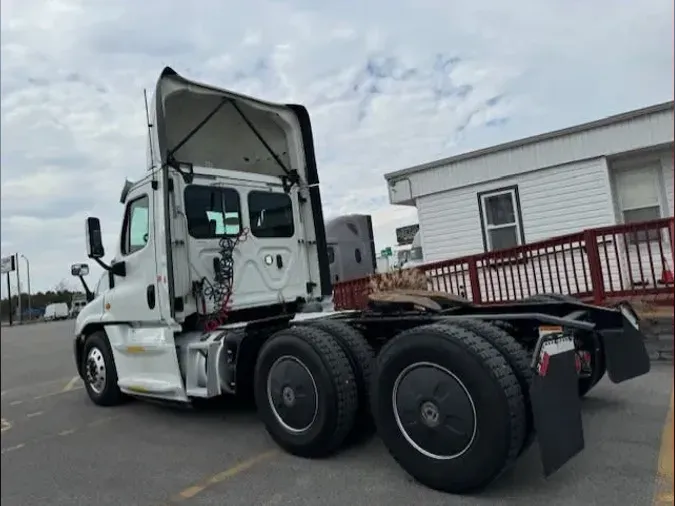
left=383, top=101, right=674, bottom=301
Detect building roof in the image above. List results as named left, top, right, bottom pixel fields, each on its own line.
left=384, top=100, right=675, bottom=181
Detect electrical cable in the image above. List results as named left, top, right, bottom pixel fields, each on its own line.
left=195, top=227, right=249, bottom=332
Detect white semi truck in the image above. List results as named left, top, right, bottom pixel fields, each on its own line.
left=72, top=67, right=651, bottom=495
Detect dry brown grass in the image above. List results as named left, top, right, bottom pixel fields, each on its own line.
left=367, top=267, right=429, bottom=294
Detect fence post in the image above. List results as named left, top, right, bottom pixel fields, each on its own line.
left=670, top=218, right=675, bottom=275
left=468, top=258, right=482, bottom=304
left=583, top=229, right=605, bottom=305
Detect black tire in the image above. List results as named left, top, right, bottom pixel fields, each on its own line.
left=526, top=293, right=606, bottom=397
left=371, top=323, right=526, bottom=494
left=450, top=319, right=535, bottom=454
left=82, top=331, right=127, bottom=407
left=254, top=326, right=358, bottom=458
left=492, top=320, right=518, bottom=337
left=307, top=319, right=375, bottom=439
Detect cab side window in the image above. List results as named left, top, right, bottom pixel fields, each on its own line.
left=248, top=191, right=294, bottom=238
left=122, top=195, right=150, bottom=255
left=185, top=186, right=242, bottom=239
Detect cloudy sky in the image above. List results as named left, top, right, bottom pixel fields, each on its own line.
left=1, top=0, right=673, bottom=295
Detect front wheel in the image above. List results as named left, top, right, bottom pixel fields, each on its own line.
left=82, top=331, right=127, bottom=406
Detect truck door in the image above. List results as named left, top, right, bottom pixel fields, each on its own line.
left=242, top=186, right=312, bottom=307
left=101, top=176, right=186, bottom=401
left=104, top=183, right=164, bottom=323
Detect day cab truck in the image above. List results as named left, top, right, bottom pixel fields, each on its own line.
left=72, top=67, right=651, bottom=495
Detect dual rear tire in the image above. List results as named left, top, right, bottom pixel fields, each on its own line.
left=253, top=322, right=374, bottom=458
left=255, top=320, right=531, bottom=494
left=371, top=323, right=528, bottom=493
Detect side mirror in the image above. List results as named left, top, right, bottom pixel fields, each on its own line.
left=71, top=263, right=90, bottom=277
left=85, top=217, right=105, bottom=259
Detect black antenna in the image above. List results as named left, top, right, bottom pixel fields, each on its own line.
left=143, top=89, right=156, bottom=170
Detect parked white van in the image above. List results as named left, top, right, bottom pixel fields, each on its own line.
left=44, top=302, right=69, bottom=321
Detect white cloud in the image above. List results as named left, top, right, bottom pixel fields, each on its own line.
left=1, top=0, right=672, bottom=295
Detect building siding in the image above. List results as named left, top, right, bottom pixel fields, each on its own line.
left=418, top=157, right=614, bottom=262
left=388, top=106, right=674, bottom=205
left=662, top=151, right=674, bottom=216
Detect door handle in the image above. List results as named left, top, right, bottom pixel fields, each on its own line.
left=146, top=285, right=156, bottom=309
left=276, top=255, right=283, bottom=269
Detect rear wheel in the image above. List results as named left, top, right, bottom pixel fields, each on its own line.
left=254, top=326, right=358, bottom=458
left=371, top=323, right=526, bottom=494
left=451, top=319, right=535, bottom=454
left=82, top=331, right=127, bottom=407
left=306, top=319, right=375, bottom=440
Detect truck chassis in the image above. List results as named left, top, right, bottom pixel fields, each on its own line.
left=74, top=291, right=650, bottom=494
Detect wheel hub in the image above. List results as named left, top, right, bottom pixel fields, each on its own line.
left=282, top=386, right=296, bottom=406
left=267, top=356, right=319, bottom=434
left=85, top=347, right=107, bottom=395
left=392, top=362, right=477, bottom=460
left=420, top=401, right=441, bottom=427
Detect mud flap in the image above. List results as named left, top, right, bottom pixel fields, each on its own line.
left=530, top=332, right=584, bottom=477
left=599, top=316, right=651, bottom=384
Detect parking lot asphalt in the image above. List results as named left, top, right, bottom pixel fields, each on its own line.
left=1, top=320, right=673, bottom=506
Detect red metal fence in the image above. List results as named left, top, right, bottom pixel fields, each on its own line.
left=333, top=218, right=675, bottom=310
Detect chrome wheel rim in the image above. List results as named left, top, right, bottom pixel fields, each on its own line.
left=86, top=347, right=107, bottom=394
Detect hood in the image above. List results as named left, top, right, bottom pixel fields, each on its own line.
left=148, top=67, right=310, bottom=184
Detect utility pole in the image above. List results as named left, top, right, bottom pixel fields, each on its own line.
left=5, top=272, right=12, bottom=326
left=21, top=254, right=31, bottom=320
left=15, top=253, right=22, bottom=323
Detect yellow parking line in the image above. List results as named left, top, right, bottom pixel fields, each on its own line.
left=653, top=388, right=674, bottom=506
left=168, top=450, right=278, bottom=503
left=61, top=376, right=82, bottom=392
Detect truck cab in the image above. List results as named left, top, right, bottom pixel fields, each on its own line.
left=74, top=67, right=332, bottom=403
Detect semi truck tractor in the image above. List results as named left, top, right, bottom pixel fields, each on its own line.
left=72, top=67, right=651, bottom=494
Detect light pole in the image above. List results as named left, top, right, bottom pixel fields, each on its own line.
left=20, top=254, right=31, bottom=320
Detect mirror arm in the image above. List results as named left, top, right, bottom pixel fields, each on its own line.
left=77, top=275, right=95, bottom=302
left=92, top=257, right=112, bottom=272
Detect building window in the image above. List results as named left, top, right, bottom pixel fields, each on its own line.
left=477, top=186, right=525, bottom=252
left=614, top=165, right=662, bottom=243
